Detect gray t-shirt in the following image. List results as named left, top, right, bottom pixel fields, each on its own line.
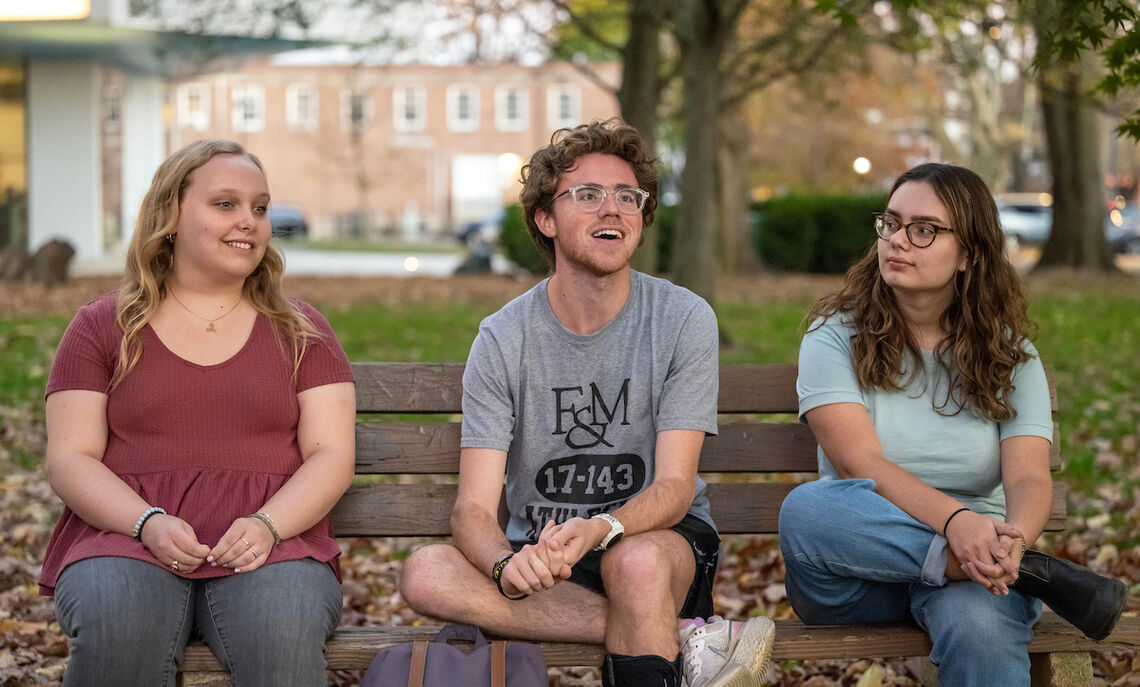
left=462, top=270, right=719, bottom=546
left=797, top=315, right=1054, bottom=519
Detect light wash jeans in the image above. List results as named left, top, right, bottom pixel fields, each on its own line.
left=779, top=479, right=1041, bottom=687
left=54, top=557, right=341, bottom=687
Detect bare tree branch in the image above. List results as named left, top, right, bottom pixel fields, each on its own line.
left=723, top=22, right=849, bottom=107
left=511, top=7, right=621, bottom=96
left=548, top=0, right=626, bottom=55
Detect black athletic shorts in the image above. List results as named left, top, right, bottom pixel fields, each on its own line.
left=518, top=513, right=720, bottom=619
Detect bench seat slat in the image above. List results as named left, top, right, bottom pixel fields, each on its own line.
left=329, top=482, right=1069, bottom=536
left=178, top=611, right=1140, bottom=672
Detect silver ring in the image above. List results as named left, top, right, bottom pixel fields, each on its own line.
left=251, top=550, right=260, bottom=558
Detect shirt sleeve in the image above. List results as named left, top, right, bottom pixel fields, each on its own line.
left=46, top=300, right=116, bottom=398
left=797, top=317, right=866, bottom=420
left=294, top=302, right=354, bottom=392
left=655, top=299, right=719, bottom=435
left=999, top=342, right=1054, bottom=442
left=460, top=324, right=515, bottom=452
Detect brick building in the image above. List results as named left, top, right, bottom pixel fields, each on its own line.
left=173, top=58, right=622, bottom=241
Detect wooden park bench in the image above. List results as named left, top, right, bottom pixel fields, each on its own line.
left=178, top=362, right=1139, bottom=686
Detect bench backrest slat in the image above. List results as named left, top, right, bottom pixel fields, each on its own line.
left=354, top=419, right=1061, bottom=473
left=330, top=482, right=1069, bottom=537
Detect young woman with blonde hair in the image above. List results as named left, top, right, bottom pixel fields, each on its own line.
left=41, top=140, right=355, bottom=686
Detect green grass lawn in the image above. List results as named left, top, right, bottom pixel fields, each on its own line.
left=2, top=281, right=1137, bottom=515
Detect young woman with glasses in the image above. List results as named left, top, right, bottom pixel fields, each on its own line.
left=777, top=163, right=1125, bottom=686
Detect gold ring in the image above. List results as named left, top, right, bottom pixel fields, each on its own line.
left=170, top=560, right=180, bottom=570
left=241, top=537, right=251, bottom=550
left=252, top=550, right=260, bottom=558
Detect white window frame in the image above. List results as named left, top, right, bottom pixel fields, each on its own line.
left=177, top=83, right=210, bottom=131
left=547, top=84, right=581, bottom=130
left=286, top=84, right=319, bottom=131
left=495, top=85, right=528, bottom=132
left=446, top=84, right=480, bottom=132
left=393, top=85, right=427, bottom=132
left=231, top=84, right=265, bottom=133
left=340, top=89, right=373, bottom=132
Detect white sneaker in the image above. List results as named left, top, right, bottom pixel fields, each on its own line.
left=680, top=615, right=775, bottom=687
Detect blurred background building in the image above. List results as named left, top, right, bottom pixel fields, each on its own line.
left=171, top=58, right=620, bottom=242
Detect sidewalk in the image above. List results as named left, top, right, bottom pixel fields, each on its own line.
left=72, top=246, right=514, bottom=277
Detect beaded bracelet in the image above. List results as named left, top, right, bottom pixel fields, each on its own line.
left=247, top=512, right=280, bottom=545
left=491, top=553, right=528, bottom=601
left=133, top=506, right=165, bottom=540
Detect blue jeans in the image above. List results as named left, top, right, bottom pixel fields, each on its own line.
left=54, top=557, right=341, bottom=687
left=779, top=479, right=1041, bottom=687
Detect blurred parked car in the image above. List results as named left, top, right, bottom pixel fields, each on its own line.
left=996, top=193, right=1052, bottom=249
left=1106, top=205, right=1140, bottom=255
left=455, top=210, right=503, bottom=246
left=268, top=203, right=308, bottom=237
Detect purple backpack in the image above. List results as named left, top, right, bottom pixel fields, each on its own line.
left=360, top=624, right=549, bottom=687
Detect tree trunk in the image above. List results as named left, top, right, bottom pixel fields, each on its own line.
left=718, top=106, right=760, bottom=274
left=1035, top=52, right=1115, bottom=271
left=619, top=0, right=664, bottom=274
left=671, top=1, right=725, bottom=306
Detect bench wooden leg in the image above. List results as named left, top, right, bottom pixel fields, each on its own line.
left=1029, top=652, right=1093, bottom=687
left=177, top=672, right=231, bottom=687
left=920, top=652, right=1093, bottom=687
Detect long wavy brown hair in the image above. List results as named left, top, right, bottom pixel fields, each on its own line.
left=805, top=163, right=1035, bottom=421
left=520, top=118, right=659, bottom=270
left=112, top=139, right=319, bottom=388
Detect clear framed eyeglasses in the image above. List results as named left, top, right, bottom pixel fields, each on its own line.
left=873, top=212, right=955, bottom=248
left=552, top=184, right=650, bottom=215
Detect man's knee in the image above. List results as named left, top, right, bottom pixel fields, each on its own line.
left=600, top=534, right=684, bottom=594
left=400, top=544, right=466, bottom=615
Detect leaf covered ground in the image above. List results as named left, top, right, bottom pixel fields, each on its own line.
left=1, top=273, right=1138, bottom=686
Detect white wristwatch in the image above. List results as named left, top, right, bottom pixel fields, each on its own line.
left=591, top=513, right=625, bottom=551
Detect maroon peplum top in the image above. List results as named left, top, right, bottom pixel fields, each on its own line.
left=39, top=293, right=354, bottom=595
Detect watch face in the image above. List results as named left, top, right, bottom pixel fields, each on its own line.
left=608, top=531, right=623, bottom=547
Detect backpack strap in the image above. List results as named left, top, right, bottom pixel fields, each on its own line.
left=491, top=641, right=506, bottom=687
left=407, top=640, right=429, bottom=687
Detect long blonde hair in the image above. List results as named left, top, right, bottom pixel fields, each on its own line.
left=805, top=163, right=1034, bottom=421
left=113, top=139, right=319, bottom=388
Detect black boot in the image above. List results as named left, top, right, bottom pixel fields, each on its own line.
left=1012, top=550, right=1127, bottom=640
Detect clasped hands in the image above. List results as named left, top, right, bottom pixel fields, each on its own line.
left=497, top=518, right=601, bottom=597
left=138, top=513, right=275, bottom=575
left=946, top=511, right=1025, bottom=596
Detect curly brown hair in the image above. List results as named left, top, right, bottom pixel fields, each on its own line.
left=519, top=118, right=658, bottom=269
left=805, top=163, right=1036, bottom=421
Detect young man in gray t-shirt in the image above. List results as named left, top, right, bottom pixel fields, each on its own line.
left=401, top=120, right=774, bottom=687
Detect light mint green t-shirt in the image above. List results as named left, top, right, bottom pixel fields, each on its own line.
left=797, top=316, right=1054, bottom=519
